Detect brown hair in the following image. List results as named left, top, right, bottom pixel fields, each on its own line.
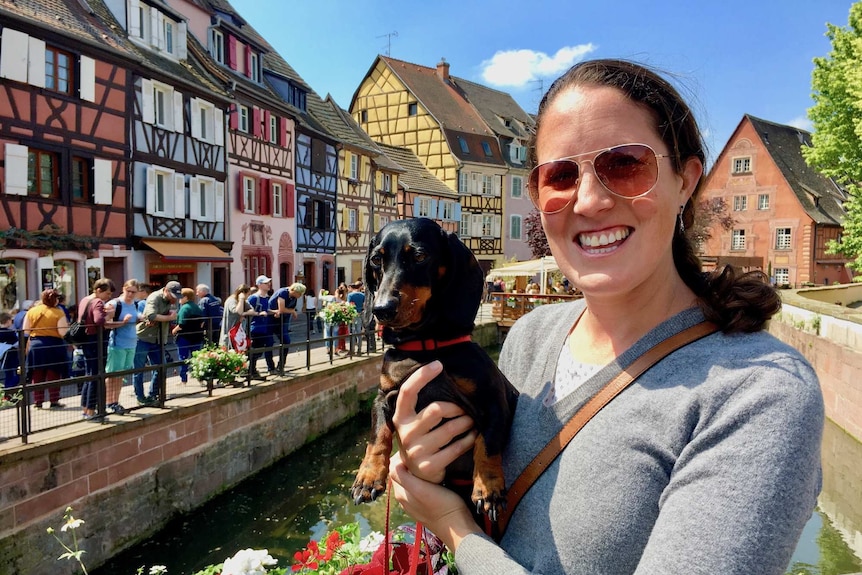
left=40, top=288, right=60, bottom=307
left=233, top=284, right=251, bottom=299
left=530, top=59, right=779, bottom=333
left=93, top=278, right=115, bottom=294
left=181, top=287, right=196, bottom=300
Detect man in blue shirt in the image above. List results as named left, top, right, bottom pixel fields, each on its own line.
left=247, top=276, right=274, bottom=379
left=196, top=284, right=223, bottom=344
left=347, top=281, right=366, bottom=354
left=269, top=282, right=306, bottom=375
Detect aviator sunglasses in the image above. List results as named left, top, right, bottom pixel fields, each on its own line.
left=527, top=143, right=672, bottom=214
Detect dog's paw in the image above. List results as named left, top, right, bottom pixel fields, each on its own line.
left=351, top=464, right=389, bottom=504
left=472, top=475, right=507, bottom=522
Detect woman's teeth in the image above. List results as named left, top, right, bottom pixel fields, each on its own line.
left=579, top=228, right=630, bottom=248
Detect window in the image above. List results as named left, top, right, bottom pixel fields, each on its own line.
left=348, top=208, right=358, bottom=232
left=198, top=179, right=208, bottom=219
left=732, top=157, right=751, bottom=174
left=360, top=110, right=367, bottom=123
left=731, top=229, right=746, bottom=251
left=163, top=20, right=174, bottom=54
left=482, top=141, right=493, bottom=156
left=211, top=29, right=224, bottom=63
left=239, top=105, right=249, bottom=133
left=482, top=214, right=493, bottom=237
left=269, top=115, right=278, bottom=144
left=153, top=84, right=169, bottom=127
left=72, top=157, right=90, bottom=202
left=733, top=195, right=747, bottom=211
left=155, top=172, right=167, bottom=213
left=383, top=173, right=392, bottom=193
left=758, top=194, right=770, bottom=210
left=250, top=52, right=260, bottom=82
left=243, top=176, right=255, bottom=214
left=350, top=154, right=358, bottom=181
left=775, top=227, right=792, bottom=250
left=311, top=199, right=327, bottom=229
left=286, top=82, right=307, bottom=111
left=272, top=182, right=283, bottom=217
left=511, top=176, right=523, bottom=198
left=509, top=143, right=526, bottom=163
left=45, top=46, right=73, bottom=94
left=458, top=137, right=469, bottom=154
left=441, top=200, right=456, bottom=221
left=27, top=149, right=58, bottom=198
left=774, top=268, right=789, bottom=286
left=510, top=215, right=522, bottom=240
left=460, top=213, right=471, bottom=237
left=417, top=197, right=432, bottom=218
left=137, top=5, right=146, bottom=39
left=408, top=102, right=417, bottom=116
left=482, top=175, right=494, bottom=195
left=458, top=172, right=468, bottom=194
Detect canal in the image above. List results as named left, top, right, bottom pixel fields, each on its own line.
left=92, top=414, right=862, bottom=575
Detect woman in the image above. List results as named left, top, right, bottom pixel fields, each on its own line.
left=318, top=289, right=336, bottom=351
left=22, top=288, right=68, bottom=409
left=333, top=284, right=349, bottom=354
left=388, top=59, right=824, bottom=574
left=172, top=288, right=205, bottom=384
left=219, top=284, right=256, bottom=350
left=104, top=279, right=140, bottom=415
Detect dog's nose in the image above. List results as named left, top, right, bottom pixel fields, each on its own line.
left=373, top=295, right=399, bottom=323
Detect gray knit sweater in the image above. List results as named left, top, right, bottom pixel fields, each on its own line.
left=456, top=301, right=823, bottom=575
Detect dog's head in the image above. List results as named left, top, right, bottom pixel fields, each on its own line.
left=363, top=218, right=484, bottom=342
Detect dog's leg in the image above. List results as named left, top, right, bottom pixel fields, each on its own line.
left=471, top=434, right=507, bottom=521
left=351, top=388, right=394, bottom=504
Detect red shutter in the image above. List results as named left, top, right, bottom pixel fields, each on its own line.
left=286, top=183, right=295, bottom=218
left=245, top=45, right=252, bottom=78
left=236, top=171, right=245, bottom=212
left=229, top=104, right=238, bottom=130
left=252, top=107, right=262, bottom=139
left=259, top=178, right=271, bottom=215
left=264, top=110, right=272, bottom=141
left=279, top=117, right=288, bottom=147
left=227, top=36, right=237, bottom=69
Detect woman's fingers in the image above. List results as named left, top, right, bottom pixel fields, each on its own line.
left=393, top=360, right=443, bottom=424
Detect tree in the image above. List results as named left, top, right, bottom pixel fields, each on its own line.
left=690, top=197, right=735, bottom=252
left=802, top=2, right=862, bottom=275
left=524, top=210, right=551, bottom=258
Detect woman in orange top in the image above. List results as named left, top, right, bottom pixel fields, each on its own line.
left=22, top=288, right=69, bottom=408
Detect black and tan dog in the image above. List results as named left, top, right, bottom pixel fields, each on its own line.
left=350, top=218, right=518, bottom=523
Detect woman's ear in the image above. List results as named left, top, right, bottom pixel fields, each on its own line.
left=679, top=156, right=704, bottom=206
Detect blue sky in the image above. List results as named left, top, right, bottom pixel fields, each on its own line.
left=233, top=0, right=854, bottom=165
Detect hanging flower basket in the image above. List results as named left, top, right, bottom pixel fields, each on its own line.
left=188, top=345, right=248, bottom=384
left=318, top=302, right=359, bottom=325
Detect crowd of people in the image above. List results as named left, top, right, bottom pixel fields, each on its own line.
left=0, top=276, right=376, bottom=418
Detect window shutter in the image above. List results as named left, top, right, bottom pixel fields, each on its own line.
left=189, top=176, right=201, bottom=220
left=471, top=214, right=482, bottom=237
left=252, top=107, right=262, bottom=138
left=141, top=79, right=154, bottom=124
left=413, top=197, right=421, bottom=216
left=360, top=212, right=367, bottom=231
left=215, top=181, right=225, bottom=222
left=373, top=214, right=380, bottom=233
left=227, top=35, right=237, bottom=69
left=228, top=104, right=238, bottom=130
left=0, top=28, right=29, bottom=82
left=173, top=90, right=183, bottom=133
left=151, top=9, right=161, bottom=49
left=453, top=203, right=461, bottom=221
left=285, top=183, right=295, bottom=217
left=471, top=173, right=479, bottom=195
left=245, top=45, right=252, bottom=78
left=190, top=98, right=201, bottom=140
left=214, top=107, right=224, bottom=146
left=430, top=199, right=438, bottom=218
left=177, top=21, right=188, bottom=60
left=129, top=0, right=141, bottom=37
left=259, top=178, right=270, bottom=215
left=279, top=117, right=288, bottom=147
left=236, top=172, right=245, bottom=212
left=493, top=215, right=502, bottom=237
left=79, top=55, right=95, bottom=101
left=4, top=143, right=28, bottom=195
left=174, top=173, right=185, bottom=218
left=27, top=37, right=45, bottom=88
left=264, top=110, right=271, bottom=140
left=519, top=146, right=527, bottom=162
left=494, top=176, right=501, bottom=197
left=145, top=167, right=156, bottom=214
left=93, top=158, right=112, bottom=205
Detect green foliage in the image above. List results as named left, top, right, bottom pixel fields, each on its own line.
left=0, top=225, right=99, bottom=254
left=47, top=507, right=89, bottom=575
left=803, top=2, right=862, bottom=275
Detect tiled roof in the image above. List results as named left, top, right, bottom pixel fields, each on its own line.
left=375, top=143, right=458, bottom=198
left=746, top=115, right=846, bottom=226
left=452, top=76, right=535, bottom=140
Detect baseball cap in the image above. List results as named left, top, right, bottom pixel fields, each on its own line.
left=255, top=275, right=272, bottom=285
left=165, top=281, right=182, bottom=300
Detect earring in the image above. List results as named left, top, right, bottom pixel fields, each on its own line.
left=677, top=205, right=685, bottom=235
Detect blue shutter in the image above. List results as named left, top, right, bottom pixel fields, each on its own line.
left=429, top=199, right=438, bottom=219
left=453, top=203, right=461, bottom=221
left=413, top=197, right=421, bottom=216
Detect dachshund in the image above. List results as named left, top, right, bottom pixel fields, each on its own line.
left=350, top=217, right=518, bottom=524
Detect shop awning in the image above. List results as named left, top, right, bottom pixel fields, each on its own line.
left=141, top=239, right=232, bottom=262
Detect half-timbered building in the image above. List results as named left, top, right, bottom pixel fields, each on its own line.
left=376, top=143, right=461, bottom=235
left=311, top=96, right=403, bottom=285
left=0, top=0, right=134, bottom=309
left=102, top=0, right=232, bottom=296
left=168, top=0, right=298, bottom=293
left=351, top=56, right=506, bottom=273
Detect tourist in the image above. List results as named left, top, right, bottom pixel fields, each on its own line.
left=173, top=288, right=206, bottom=385
left=104, top=279, right=140, bottom=415
left=388, top=59, right=824, bottom=575
left=133, top=281, right=180, bottom=405
left=78, top=278, right=116, bottom=419
left=0, top=311, right=19, bottom=400
left=219, top=283, right=257, bottom=351
left=13, top=299, right=33, bottom=331
left=269, top=282, right=306, bottom=373
left=23, top=288, right=68, bottom=409
left=346, top=281, right=365, bottom=353
left=247, top=276, right=275, bottom=379
left=196, top=283, right=223, bottom=344
left=318, top=289, right=336, bottom=352
left=304, top=289, right=318, bottom=335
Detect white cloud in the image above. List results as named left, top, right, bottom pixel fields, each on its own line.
left=480, top=44, right=597, bottom=88
left=787, top=115, right=813, bottom=132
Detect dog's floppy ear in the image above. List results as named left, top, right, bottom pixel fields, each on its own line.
left=362, top=232, right=380, bottom=330
left=439, top=230, right=485, bottom=332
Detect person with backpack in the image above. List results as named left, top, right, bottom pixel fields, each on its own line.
left=104, top=279, right=141, bottom=415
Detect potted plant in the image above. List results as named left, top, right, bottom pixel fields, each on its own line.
left=318, top=302, right=359, bottom=354
left=188, top=345, right=248, bottom=386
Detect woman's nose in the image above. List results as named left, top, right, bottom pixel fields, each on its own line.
left=571, top=166, right=614, bottom=216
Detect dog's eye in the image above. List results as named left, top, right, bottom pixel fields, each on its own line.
left=414, top=251, right=427, bottom=263
left=369, top=254, right=382, bottom=268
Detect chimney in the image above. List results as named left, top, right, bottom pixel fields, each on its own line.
left=436, top=58, right=450, bottom=83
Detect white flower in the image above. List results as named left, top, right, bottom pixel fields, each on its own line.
left=60, top=518, right=84, bottom=532
left=359, top=531, right=385, bottom=553
left=149, top=567, right=168, bottom=575
left=221, top=548, right=277, bottom=575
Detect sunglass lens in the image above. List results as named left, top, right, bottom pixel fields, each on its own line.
left=594, top=144, right=658, bottom=197
left=534, top=160, right=580, bottom=212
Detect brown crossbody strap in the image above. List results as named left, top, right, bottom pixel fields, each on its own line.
left=493, top=320, right=719, bottom=540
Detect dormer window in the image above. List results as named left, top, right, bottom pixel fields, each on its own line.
left=211, top=29, right=225, bottom=64
left=249, top=52, right=260, bottom=82
left=732, top=156, right=751, bottom=174
left=458, top=137, right=469, bottom=154
left=128, top=1, right=186, bottom=59
left=482, top=141, right=493, bottom=157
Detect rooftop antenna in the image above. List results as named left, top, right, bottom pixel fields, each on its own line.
left=377, top=31, right=398, bottom=56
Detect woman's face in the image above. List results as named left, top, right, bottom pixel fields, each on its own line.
left=536, top=85, right=702, bottom=301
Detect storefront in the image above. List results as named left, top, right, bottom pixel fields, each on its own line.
left=138, top=239, right=232, bottom=297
